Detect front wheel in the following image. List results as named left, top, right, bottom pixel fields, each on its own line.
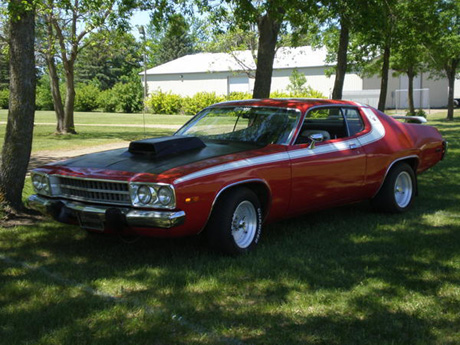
left=206, top=188, right=263, bottom=255
left=371, top=162, right=416, bottom=213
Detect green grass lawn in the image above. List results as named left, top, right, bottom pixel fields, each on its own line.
left=0, top=110, right=191, bottom=152
left=0, top=109, right=459, bottom=344
left=0, top=109, right=192, bottom=126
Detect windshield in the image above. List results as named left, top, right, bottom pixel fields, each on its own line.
left=176, top=106, right=301, bottom=145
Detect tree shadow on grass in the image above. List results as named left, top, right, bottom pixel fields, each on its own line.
left=1, top=167, right=459, bottom=344
left=1, top=191, right=458, bottom=344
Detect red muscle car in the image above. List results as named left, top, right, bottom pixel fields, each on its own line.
left=28, top=99, right=447, bottom=254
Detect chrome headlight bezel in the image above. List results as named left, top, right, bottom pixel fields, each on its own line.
left=129, top=182, right=176, bottom=209
left=31, top=172, right=51, bottom=196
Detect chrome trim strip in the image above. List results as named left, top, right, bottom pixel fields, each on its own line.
left=372, top=155, right=419, bottom=198
left=127, top=210, right=185, bottom=228
left=391, top=115, right=427, bottom=124
left=199, top=178, right=271, bottom=234
left=52, top=174, right=130, bottom=184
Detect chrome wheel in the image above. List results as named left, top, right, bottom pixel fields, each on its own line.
left=394, top=171, right=413, bottom=208
left=206, top=187, right=262, bottom=255
left=231, top=200, right=257, bottom=249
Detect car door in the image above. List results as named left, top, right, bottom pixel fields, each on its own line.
left=287, top=106, right=368, bottom=216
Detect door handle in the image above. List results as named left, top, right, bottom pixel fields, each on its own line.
left=349, top=143, right=358, bottom=150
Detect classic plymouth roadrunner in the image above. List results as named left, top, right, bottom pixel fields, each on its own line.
left=28, top=99, right=446, bottom=254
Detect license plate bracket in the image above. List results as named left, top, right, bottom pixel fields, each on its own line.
left=78, top=212, right=104, bottom=231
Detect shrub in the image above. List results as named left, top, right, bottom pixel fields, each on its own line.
left=416, top=109, right=427, bottom=118
left=270, top=89, right=326, bottom=99
left=287, top=69, right=308, bottom=94
left=35, top=77, right=54, bottom=110
left=75, top=83, right=100, bottom=111
left=226, top=92, right=252, bottom=101
left=294, top=88, right=326, bottom=99
left=0, top=89, right=9, bottom=109
left=182, top=92, right=225, bottom=115
left=284, top=69, right=326, bottom=99
left=270, top=90, right=290, bottom=98
left=97, top=88, right=117, bottom=113
left=145, top=89, right=182, bottom=115
left=111, top=80, right=143, bottom=113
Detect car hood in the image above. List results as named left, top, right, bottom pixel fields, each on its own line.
left=50, top=140, right=262, bottom=176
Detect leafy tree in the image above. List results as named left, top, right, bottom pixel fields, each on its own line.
left=0, top=0, right=36, bottom=212
left=0, top=46, right=8, bottom=90
left=37, top=0, right=134, bottom=134
left=390, top=0, right=429, bottom=115
left=319, top=0, right=370, bottom=100
left=145, top=0, right=318, bottom=98
left=74, top=30, right=142, bottom=90
left=203, top=26, right=259, bottom=78
left=207, top=0, right=318, bottom=98
left=0, top=13, right=9, bottom=90
left=327, top=0, right=397, bottom=110
left=146, top=13, right=195, bottom=66
left=157, top=13, right=194, bottom=64
left=362, top=0, right=397, bottom=111
left=424, top=0, right=460, bottom=121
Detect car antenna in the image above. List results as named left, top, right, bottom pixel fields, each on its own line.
left=139, top=24, right=148, bottom=138
left=142, top=104, right=147, bottom=138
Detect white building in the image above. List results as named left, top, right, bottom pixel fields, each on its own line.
left=142, top=46, right=459, bottom=109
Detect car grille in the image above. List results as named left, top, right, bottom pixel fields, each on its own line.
left=56, top=176, right=131, bottom=206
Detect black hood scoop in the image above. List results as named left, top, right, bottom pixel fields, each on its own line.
left=128, top=136, right=206, bottom=158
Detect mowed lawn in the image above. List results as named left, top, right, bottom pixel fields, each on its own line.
left=0, top=110, right=191, bottom=152
left=0, top=109, right=459, bottom=345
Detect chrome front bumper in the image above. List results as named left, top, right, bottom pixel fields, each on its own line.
left=27, top=194, right=185, bottom=229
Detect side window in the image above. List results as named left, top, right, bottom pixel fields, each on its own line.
left=295, top=107, right=347, bottom=144
left=343, top=108, right=365, bottom=136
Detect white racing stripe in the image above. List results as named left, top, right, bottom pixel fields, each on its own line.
left=174, top=107, right=385, bottom=184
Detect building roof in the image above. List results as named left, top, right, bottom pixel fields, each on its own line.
left=144, top=46, right=329, bottom=75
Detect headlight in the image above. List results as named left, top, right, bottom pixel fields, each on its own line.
left=158, top=187, right=173, bottom=205
left=137, top=185, right=155, bottom=204
left=32, top=174, right=44, bottom=190
left=32, top=173, right=50, bottom=195
left=130, top=183, right=175, bottom=209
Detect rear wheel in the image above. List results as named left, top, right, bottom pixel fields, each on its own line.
left=371, top=162, right=416, bottom=213
left=206, top=188, right=262, bottom=255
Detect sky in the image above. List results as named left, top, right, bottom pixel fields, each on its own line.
left=129, top=10, right=151, bottom=40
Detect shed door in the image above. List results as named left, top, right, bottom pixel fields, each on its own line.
left=228, top=76, right=249, bottom=94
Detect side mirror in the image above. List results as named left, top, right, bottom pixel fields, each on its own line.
left=308, top=133, right=324, bottom=149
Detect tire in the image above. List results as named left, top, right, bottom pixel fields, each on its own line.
left=371, top=162, right=416, bottom=213
left=206, top=187, right=263, bottom=255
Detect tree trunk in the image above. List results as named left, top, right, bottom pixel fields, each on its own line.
left=407, top=68, right=415, bottom=115
left=0, top=0, right=35, bottom=212
left=63, top=61, right=77, bottom=134
left=446, top=66, right=456, bottom=121
left=46, top=55, right=65, bottom=132
left=332, top=19, right=349, bottom=100
left=378, top=43, right=391, bottom=112
left=252, top=13, right=282, bottom=99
